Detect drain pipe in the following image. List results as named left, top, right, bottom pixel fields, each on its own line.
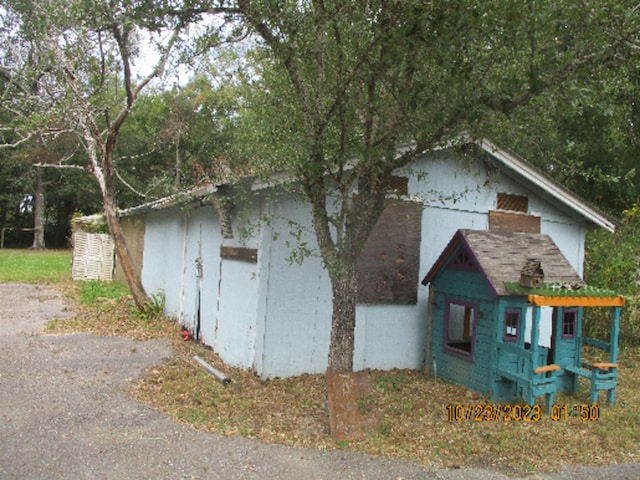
left=193, top=355, right=231, bottom=385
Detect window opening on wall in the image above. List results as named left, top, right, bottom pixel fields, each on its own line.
left=504, top=310, right=520, bottom=342
left=562, top=309, right=577, bottom=338
left=446, top=300, right=476, bottom=357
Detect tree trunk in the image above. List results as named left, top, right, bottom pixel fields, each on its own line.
left=325, top=256, right=364, bottom=440
left=327, top=259, right=358, bottom=372
left=102, top=193, right=149, bottom=311
left=30, top=166, right=45, bottom=250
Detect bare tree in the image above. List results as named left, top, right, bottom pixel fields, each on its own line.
left=1, top=0, right=235, bottom=308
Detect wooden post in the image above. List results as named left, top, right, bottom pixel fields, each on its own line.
left=576, top=307, right=584, bottom=367
left=553, top=306, right=564, bottom=366
left=424, top=284, right=434, bottom=377
left=530, top=306, right=541, bottom=371
left=610, top=307, right=621, bottom=364
left=525, top=306, right=542, bottom=405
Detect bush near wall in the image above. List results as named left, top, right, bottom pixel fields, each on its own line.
left=585, top=205, right=640, bottom=345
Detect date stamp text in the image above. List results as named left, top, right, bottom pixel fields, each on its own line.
left=446, top=404, right=600, bottom=422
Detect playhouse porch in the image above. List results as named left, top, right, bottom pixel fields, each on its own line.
left=493, top=292, right=625, bottom=410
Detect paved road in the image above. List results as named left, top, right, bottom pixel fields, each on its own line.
left=1, top=284, right=639, bottom=480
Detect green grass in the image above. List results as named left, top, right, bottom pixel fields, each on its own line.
left=0, top=249, right=71, bottom=283
left=77, top=280, right=130, bottom=304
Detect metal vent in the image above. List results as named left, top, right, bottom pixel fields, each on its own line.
left=388, top=176, right=409, bottom=195
left=497, top=192, right=528, bottom=213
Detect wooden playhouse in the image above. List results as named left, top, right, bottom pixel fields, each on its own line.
left=422, top=229, right=625, bottom=409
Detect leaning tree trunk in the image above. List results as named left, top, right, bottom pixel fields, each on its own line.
left=30, top=166, right=45, bottom=250
left=102, top=193, right=149, bottom=311
left=306, top=176, right=389, bottom=440
left=99, top=146, right=149, bottom=311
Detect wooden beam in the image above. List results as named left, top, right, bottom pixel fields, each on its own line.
left=488, top=210, right=540, bottom=233
left=590, top=362, right=618, bottom=370
left=424, top=284, right=434, bottom=377
left=533, top=364, right=560, bottom=374
left=220, top=246, right=258, bottom=263
left=528, top=295, right=626, bottom=307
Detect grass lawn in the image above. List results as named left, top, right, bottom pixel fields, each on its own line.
left=0, top=249, right=71, bottom=283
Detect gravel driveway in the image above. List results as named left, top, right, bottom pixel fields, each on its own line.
left=1, top=283, right=638, bottom=480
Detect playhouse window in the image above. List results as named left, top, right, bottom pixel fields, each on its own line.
left=562, top=309, right=577, bottom=338
left=446, top=301, right=476, bottom=357
left=504, top=310, right=520, bottom=342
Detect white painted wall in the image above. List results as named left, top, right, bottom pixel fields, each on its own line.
left=139, top=150, right=593, bottom=379
left=254, top=196, right=333, bottom=377
left=408, top=153, right=588, bottom=277
left=141, top=209, right=186, bottom=317
left=188, top=207, right=222, bottom=347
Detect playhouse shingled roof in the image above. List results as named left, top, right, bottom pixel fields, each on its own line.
left=422, top=229, right=585, bottom=296
left=422, top=229, right=626, bottom=306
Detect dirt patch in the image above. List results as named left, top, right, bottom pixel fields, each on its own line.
left=0, top=283, right=74, bottom=335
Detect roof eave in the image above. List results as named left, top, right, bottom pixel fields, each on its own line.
left=474, top=137, right=616, bottom=233
left=119, top=183, right=220, bottom=217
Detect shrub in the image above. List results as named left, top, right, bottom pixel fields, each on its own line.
left=585, top=205, right=640, bottom=345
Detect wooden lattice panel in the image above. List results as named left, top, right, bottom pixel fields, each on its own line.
left=388, top=176, right=409, bottom=196
left=72, top=231, right=115, bottom=281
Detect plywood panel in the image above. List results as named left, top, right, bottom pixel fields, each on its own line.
left=356, top=200, right=422, bottom=305
left=489, top=210, right=540, bottom=234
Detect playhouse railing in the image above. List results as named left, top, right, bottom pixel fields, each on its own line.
left=565, top=334, right=619, bottom=404
left=495, top=342, right=560, bottom=411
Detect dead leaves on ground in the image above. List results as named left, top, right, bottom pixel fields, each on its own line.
left=47, top=286, right=640, bottom=475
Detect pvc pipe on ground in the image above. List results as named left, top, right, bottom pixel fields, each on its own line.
left=193, top=355, right=231, bottom=385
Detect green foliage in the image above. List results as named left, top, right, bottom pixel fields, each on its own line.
left=235, top=0, right=640, bottom=251
left=374, top=373, right=412, bottom=393
left=115, top=69, right=246, bottom=208
left=70, top=212, right=108, bottom=234
left=140, top=291, right=166, bottom=320
left=585, top=206, right=640, bottom=296
left=77, top=281, right=165, bottom=321
left=230, top=0, right=640, bottom=370
left=585, top=206, right=640, bottom=344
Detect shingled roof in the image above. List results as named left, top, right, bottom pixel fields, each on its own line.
left=422, top=229, right=584, bottom=297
